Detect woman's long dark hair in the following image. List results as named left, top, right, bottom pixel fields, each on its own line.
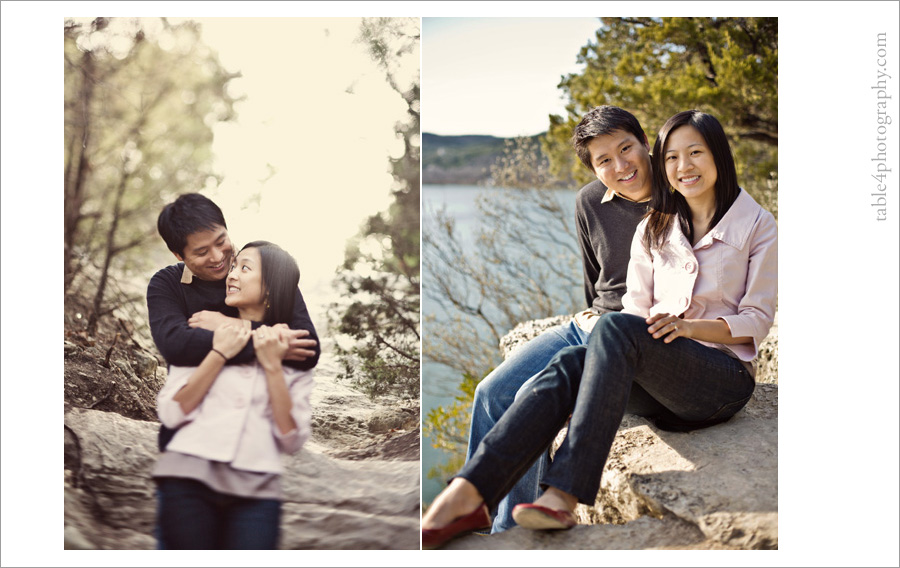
left=644, top=110, right=741, bottom=253
left=239, top=240, right=299, bottom=326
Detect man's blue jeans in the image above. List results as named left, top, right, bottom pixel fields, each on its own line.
left=466, top=319, right=589, bottom=533
left=156, top=477, right=281, bottom=549
left=459, top=312, right=755, bottom=509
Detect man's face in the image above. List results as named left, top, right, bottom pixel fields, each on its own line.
left=174, top=225, right=234, bottom=281
left=587, top=129, right=652, bottom=201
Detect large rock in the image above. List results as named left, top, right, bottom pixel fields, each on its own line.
left=447, top=384, right=778, bottom=550
left=64, top=407, right=419, bottom=550
left=446, top=314, right=779, bottom=550
left=572, top=383, right=777, bottom=549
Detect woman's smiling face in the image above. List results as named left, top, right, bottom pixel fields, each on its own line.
left=664, top=124, right=718, bottom=205
left=224, top=246, right=265, bottom=311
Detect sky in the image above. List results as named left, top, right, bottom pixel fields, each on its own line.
left=421, top=17, right=600, bottom=137
left=176, top=17, right=414, bottom=328
left=0, top=3, right=898, bottom=568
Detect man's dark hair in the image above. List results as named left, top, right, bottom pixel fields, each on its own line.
left=157, top=193, right=227, bottom=256
left=240, top=240, right=300, bottom=327
left=572, top=105, right=648, bottom=172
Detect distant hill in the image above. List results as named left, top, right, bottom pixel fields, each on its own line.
left=422, top=132, right=543, bottom=185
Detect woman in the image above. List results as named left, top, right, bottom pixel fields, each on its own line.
left=153, top=241, right=315, bottom=550
left=421, top=110, right=777, bottom=547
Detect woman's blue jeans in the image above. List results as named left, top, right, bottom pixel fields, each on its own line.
left=459, top=312, right=755, bottom=508
left=466, top=319, right=589, bottom=532
left=156, top=477, right=281, bottom=550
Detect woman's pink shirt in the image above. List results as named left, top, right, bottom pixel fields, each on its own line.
left=622, top=189, right=778, bottom=363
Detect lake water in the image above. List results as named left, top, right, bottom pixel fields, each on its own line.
left=421, top=183, right=578, bottom=504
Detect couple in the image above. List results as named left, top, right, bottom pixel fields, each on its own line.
left=146, top=194, right=320, bottom=549
left=422, top=107, right=778, bottom=547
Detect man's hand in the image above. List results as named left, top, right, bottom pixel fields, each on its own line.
left=274, top=323, right=318, bottom=361
left=188, top=310, right=243, bottom=331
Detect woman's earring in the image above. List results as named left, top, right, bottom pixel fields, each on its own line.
left=669, top=185, right=676, bottom=194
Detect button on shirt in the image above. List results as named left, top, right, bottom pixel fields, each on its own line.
left=157, top=363, right=315, bottom=474
left=622, top=189, right=778, bottom=363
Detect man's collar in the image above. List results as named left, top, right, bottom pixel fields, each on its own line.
left=181, top=264, right=194, bottom=284
left=601, top=187, right=651, bottom=204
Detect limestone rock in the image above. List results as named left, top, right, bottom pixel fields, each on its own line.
left=367, top=407, right=416, bottom=433
left=64, top=407, right=419, bottom=550
left=499, top=314, right=571, bottom=359
left=443, top=514, right=739, bottom=550
left=448, top=314, right=780, bottom=550
left=577, top=384, right=778, bottom=549
left=280, top=451, right=419, bottom=549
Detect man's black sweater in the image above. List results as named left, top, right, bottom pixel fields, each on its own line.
left=575, top=179, right=649, bottom=315
left=146, top=263, right=320, bottom=370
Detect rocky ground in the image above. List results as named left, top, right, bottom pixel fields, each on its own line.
left=63, top=294, right=420, bottom=550
left=440, top=313, right=780, bottom=550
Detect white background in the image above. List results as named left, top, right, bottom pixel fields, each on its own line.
left=2, top=2, right=898, bottom=567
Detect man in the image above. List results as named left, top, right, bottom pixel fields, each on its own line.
left=147, top=193, right=320, bottom=449
left=464, top=106, right=653, bottom=533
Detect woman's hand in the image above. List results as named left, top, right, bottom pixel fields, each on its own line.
left=646, top=313, right=752, bottom=345
left=212, top=323, right=252, bottom=359
left=646, top=313, right=692, bottom=343
left=253, top=325, right=289, bottom=372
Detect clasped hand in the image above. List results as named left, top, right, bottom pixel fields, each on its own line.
left=252, top=325, right=289, bottom=371
left=646, top=313, right=692, bottom=343
left=203, top=316, right=316, bottom=361
left=212, top=323, right=252, bottom=359
left=272, top=323, right=318, bottom=361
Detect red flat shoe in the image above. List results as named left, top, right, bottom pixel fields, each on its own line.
left=422, top=503, right=491, bottom=549
left=512, top=503, right=577, bottom=530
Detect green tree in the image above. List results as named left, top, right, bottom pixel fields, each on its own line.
left=544, top=17, right=778, bottom=217
left=64, top=17, right=238, bottom=335
left=422, top=371, right=481, bottom=483
left=329, top=18, right=420, bottom=400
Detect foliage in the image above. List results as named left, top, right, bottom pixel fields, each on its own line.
left=543, top=17, right=778, bottom=218
left=423, top=136, right=581, bottom=382
left=421, top=133, right=507, bottom=184
left=421, top=134, right=508, bottom=170
left=64, top=18, right=238, bottom=335
left=329, top=18, right=421, bottom=401
left=422, top=371, right=481, bottom=484
left=490, top=135, right=567, bottom=190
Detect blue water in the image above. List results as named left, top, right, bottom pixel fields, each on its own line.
left=421, top=183, right=578, bottom=504
left=421, top=185, right=482, bottom=504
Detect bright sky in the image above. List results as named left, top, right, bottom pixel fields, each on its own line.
left=181, top=18, right=415, bottom=325
left=421, top=17, right=600, bottom=137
